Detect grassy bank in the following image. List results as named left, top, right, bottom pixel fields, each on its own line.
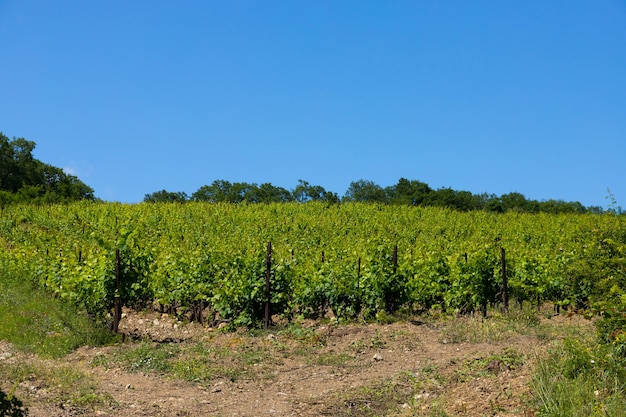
left=0, top=268, right=113, bottom=358
left=0, top=266, right=116, bottom=415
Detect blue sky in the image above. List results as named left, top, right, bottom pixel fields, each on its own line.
left=1, top=1, right=625, bottom=208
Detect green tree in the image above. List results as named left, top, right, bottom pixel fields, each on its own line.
left=343, top=179, right=387, bottom=203
left=500, top=192, right=531, bottom=212
left=388, top=178, right=433, bottom=206
left=0, top=132, right=95, bottom=204
left=191, top=180, right=233, bottom=202
left=191, top=180, right=246, bottom=203
left=144, top=190, right=188, bottom=203
left=231, top=182, right=258, bottom=203
left=423, top=188, right=475, bottom=211
left=254, top=183, right=293, bottom=203
left=291, top=179, right=339, bottom=203
left=191, top=180, right=262, bottom=203
left=537, top=199, right=586, bottom=214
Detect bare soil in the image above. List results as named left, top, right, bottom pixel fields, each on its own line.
left=1, top=309, right=594, bottom=417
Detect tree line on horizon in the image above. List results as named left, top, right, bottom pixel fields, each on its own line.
left=144, top=178, right=603, bottom=215
left=0, top=132, right=612, bottom=214
left=0, top=133, right=94, bottom=205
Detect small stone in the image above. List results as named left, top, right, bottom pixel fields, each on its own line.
left=415, top=392, right=430, bottom=400
left=153, top=319, right=160, bottom=326
left=487, top=359, right=502, bottom=373
left=373, top=353, right=384, bottom=362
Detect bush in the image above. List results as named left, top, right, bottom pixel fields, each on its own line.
left=0, top=389, right=27, bottom=417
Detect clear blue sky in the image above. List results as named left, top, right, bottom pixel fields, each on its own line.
left=1, top=1, right=625, bottom=208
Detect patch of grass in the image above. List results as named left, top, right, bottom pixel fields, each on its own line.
left=172, top=338, right=284, bottom=383
left=311, top=351, right=357, bottom=367
left=278, top=323, right=326, bottom=346
left=124, top=342, right=179, bottom=374
left=0, top=270, right=115, bottom=358
left=94, top=335, right=284, bottom=384
left=413, top=362, right=446, bottom=395
left=0, top=359, right=115, bottom=410
left=349, top=330, right=388, bottom=355
left=439, top=305, right=592, bottom=345
left=531, top=337, right=626, bottom=417
left=93, top=341, right=179, bottom=374
left=454, top=347, right=525, bottom=382
left=324, top=371, right=417, bottom=417
left=439, top=313, right=535, bottom=344
left=327, top=366, right=460, bottom=417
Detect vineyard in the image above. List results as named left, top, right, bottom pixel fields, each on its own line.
left=1, top=202, right=625, bottom=330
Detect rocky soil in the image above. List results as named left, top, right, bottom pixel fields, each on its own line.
left=1, top=309, right=593, bottom=417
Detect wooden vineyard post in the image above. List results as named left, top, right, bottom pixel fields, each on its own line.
left=501, top=247, right=509, bottom=313
left=357, top=257, right=362, bottom=314
left=265, top=241, right=272, bottom=330
left=113, top=249, right=122, bottom=333
left=392, top=245, right=399, bottom=312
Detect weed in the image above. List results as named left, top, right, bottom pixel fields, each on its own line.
left=0, top=359, right=114, bottom=410
left=413, top=362, right=446, bottom=394
left=0, top=270, right=115, bottom=358
left=311, top=352, right=357, bottom=367
left=324, top=371, right=417, bottom=416
left=532, top=337, right=626, bottom=417
left=439, top=305, right=592, bottom=345
left=349, top=330, right=387, bottom=354
left=102, top=342, right=179, bottom=373
left=454, top=348, right=525, bottom=382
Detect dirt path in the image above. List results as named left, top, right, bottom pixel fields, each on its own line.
left=3, top=310, right=591, bottom=417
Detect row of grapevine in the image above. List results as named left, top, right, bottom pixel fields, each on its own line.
left=1, top=202, right=624, bottom=327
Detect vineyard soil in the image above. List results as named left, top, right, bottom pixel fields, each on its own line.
left=1, top=309, right=594, bottom=417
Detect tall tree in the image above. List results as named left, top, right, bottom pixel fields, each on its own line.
left=500, top=192, right=531, bottom=212
left=343, top=180, right=387, bottom=203
left=387, top=178, right=433, bottom=206
left=0, top=132, right=95, bottom=203
left=291, top=179, right=339, bottom=203
left=144, top=190, right=188, bottom=203
left=256, top=183, right=293, bottom=203
left=191, top=180, right=234, bottom=203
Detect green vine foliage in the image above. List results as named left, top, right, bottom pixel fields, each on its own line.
left=1, top=202, right=625, bottom=328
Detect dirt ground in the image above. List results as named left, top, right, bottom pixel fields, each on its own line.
left=1, top=308, right=593, bottom=417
